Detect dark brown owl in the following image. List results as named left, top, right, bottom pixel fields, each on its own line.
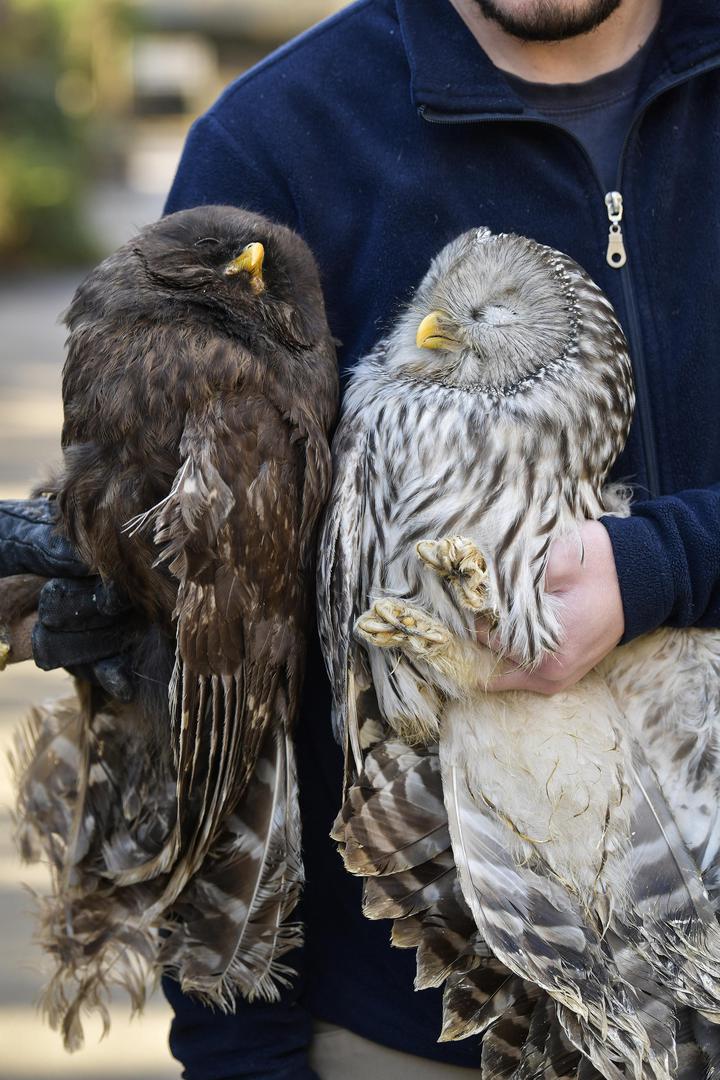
left=12, top=206, right=338, bottom=1047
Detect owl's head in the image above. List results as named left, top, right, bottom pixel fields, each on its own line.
left=69, top=206, right=328, bottom=351
left=388, top=228, right=580, bottom=392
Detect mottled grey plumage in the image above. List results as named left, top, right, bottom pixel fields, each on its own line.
left=319, top=227, right=720, bottom=1079
left=12, top=206, right=338, bottom=1046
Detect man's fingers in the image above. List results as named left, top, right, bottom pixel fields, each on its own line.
left=32, top=621, right=134, bottom=671
left=66, top=657, right=136, bottom=702
left=543, top=534, right=584, bottom=592
left=93, top=657, right=135, bottom=701
left=485, top=657, right=578, bottom=695
left=484, top=663, right=538, bottom=693
left=38, top=577, right=132, bottom=630
left=485, top=667, right=561, bottom=694
left=475, top=615, right=501, bottom=651
left=0, top=498, right=90, bottom=579
left=482, top=648, right=569, bottom=693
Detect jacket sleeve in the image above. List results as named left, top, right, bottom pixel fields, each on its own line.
left=602, top=483, right=720, bottom=643
left=161, top=113, right=317, bottom=1080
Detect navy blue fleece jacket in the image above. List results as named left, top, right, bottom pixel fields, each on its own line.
left=162, top=0, right=720, bottom=1075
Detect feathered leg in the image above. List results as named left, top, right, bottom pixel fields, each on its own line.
left=355, top=597, right=500, bottom=706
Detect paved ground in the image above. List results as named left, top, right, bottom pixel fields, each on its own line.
left=0, top=190, right=182, bottom=1077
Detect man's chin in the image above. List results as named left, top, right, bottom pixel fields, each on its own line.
left=471, top=0, right=623, bottom=42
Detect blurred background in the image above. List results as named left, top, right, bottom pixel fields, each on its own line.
left=0, top=2, right=344, bottom=1076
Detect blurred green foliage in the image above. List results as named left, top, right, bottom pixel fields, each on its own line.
left=0, top=0, right=130, bottom=267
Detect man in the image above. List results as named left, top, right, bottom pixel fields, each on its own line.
left=4, top=0, right=720, bottom=1075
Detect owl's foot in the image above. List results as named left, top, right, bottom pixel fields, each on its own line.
left=417, top=536, right=497, bottom=621
left=355, top=599, right=450, bottom=659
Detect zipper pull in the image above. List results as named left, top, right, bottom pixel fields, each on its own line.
left=605, top=191, right=627, bottom=268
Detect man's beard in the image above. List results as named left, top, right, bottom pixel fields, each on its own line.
left=471, top=0, right=623, bottom=42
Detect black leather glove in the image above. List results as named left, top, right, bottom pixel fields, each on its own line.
left=0, top=497, right=87, bottom=578
left=34, top=575, right=139, bottom=700
left=0, top=498, right=139, bottom=700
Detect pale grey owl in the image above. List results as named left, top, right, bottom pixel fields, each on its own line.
left=317, top=227, right=720, bottom=1080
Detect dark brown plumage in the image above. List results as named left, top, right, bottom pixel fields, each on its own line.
left=12, top=205, right=338, bottom=1046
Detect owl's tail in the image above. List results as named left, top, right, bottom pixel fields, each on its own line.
left=10, top=694, right=163, bottom=1051
left=617, top=747, right=720, bottom=1023
left=335, top=731, right=720, bottom=1080
left=11, top=688, right=303, bottom=1047
left=159, top=719, right=304, bottom=1007
left=333, top=739, right=532, bottom=1046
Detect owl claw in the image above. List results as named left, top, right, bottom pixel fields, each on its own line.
left=355, top=599, right=450, bottom=658
left=417, top=536, right=494, bottom=616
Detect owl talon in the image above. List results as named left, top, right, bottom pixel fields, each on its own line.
left=355, top=599, right=450, bottom=658
left=417, top=536, right=494, bottom=615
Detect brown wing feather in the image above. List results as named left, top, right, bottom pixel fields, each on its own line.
left=119, top=386, right=308, bottom=906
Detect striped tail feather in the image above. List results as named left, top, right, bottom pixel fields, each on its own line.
left=335, top=739, right=526, bottom=1044
left=440, top=752, right=659, bottom=1080
left=11, top=687, right=303, bottom=1045
left=412, top=890, right=490, bottom=989
left=440, top=967, right=528, bottom=1042
left=160, top=721, right=304, bottom=1007
left=333, top=733, right=720, bottom=1079
left=511, top=994, right=582, bottom=1080
left=338, top=740, right=451, bottom=876
left=621, top=747, right=720, bottom=1022
left=481, top=984, right=542, bottom=1080
left=11, top=695, right=169, bottom=1049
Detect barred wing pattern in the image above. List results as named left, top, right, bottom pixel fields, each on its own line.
left=318, top=228, right=720, bottom=1079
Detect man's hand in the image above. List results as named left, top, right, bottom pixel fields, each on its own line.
left=0, top=498, right=139, bottom=699
left=480, top=520, right=624, bottom=695
left=33, top=575, right=138, bottom=700
left=0, top=497, right=89, bottom=579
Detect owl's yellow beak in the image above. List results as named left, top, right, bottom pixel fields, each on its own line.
left=416, top=311, right=461, bottom=351
left=225, top=242, right=265, bottom=292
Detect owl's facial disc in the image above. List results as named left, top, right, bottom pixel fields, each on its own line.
left=224, top=242, right=265, bottom=293
left=415, top=305, right=519, bottom=353
left=472, top=303, right=518, bottom=328
left=401, top=231, right=576, bottom=390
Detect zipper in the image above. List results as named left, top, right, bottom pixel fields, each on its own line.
left=418, top=106, right=631, bottom=269
left=602, top=194, right=661, bottom=496
left=418, top=62, right=720, bottom=496
left=604, top=191, right=627, bottom=268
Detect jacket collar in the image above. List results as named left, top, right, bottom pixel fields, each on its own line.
left=395, top=0, right=720, bottom=116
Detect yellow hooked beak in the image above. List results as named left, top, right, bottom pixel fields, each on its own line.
left=225, top=241, right=265, bottom=292
left=416, top=310, right=461, bottom=351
